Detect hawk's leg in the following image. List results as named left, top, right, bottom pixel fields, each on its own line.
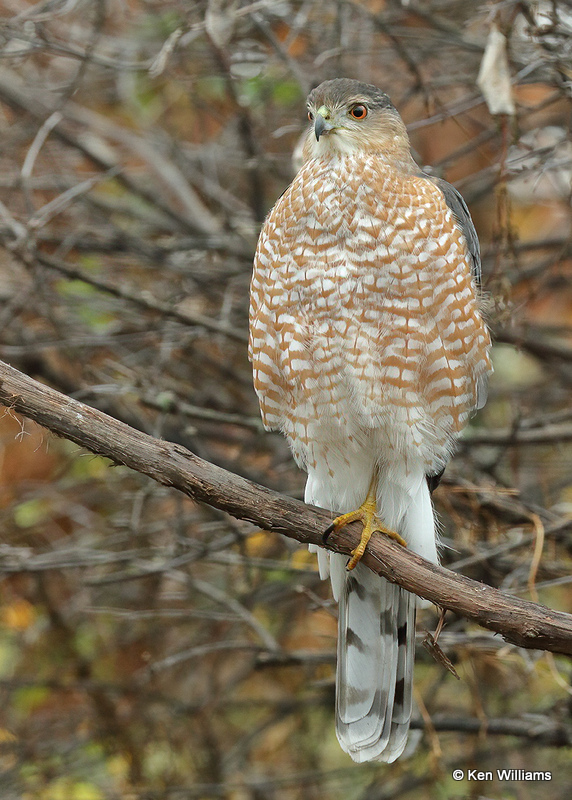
left=322, top=477, right=407, bottom=570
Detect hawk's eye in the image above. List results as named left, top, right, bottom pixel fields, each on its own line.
left=308, top=111, right=314, bottom=121
left=349, top=104, right=368, bottom=119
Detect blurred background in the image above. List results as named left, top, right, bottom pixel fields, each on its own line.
left=0, top=1, right=571, bottom=798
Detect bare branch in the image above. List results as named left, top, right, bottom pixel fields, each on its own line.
left=0, top=358, right=571, bottom=657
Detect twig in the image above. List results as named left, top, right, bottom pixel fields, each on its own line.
left=412, top=714, right=572, bottom=746
left=462, top=421, right=572, bottom=446
left=139, top=391, right=264, bottom=432
left=495, top=326, right=572, bottom=363
left=9, top=248, right=248, bottom=345
left=0, top=71, right=209, bottom=235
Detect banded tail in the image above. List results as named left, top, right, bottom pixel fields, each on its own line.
left=308, top=466, right=437, bottom=762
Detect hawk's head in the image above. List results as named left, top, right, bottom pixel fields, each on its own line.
left=303, top=79, right=410, bottom=161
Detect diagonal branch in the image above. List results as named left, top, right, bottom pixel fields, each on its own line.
left=0, top=358, right=571, bottom=657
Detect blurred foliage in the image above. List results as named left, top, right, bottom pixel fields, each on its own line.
left=0, top=0, right=571, bottom=798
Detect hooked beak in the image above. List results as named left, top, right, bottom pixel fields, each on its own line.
left=314, top=107, right=334, bottom=141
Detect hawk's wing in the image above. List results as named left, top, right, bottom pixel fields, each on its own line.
left=431, top=176, right=482, bottom=288
left=425, top=174, right=489, bottom=410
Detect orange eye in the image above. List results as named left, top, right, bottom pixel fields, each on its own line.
left=308, top=111, right=314, bottom=121
left=350, top=104, right=367, bottom=119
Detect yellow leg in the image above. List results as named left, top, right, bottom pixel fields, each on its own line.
left=323, top=478, right=407, bottom=570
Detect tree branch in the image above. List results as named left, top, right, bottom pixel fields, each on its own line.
left=0, top=358, right=571, bottom=657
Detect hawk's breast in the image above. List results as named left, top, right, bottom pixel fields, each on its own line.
left=249, top=154, right=491, bottom=468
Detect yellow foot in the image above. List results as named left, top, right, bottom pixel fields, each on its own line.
left=322, top=491, right=406, bottom=570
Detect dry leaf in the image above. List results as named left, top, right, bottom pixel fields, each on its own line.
left=477, top=25, right=515, bottom=115
left=205, top=0, right=238, bottom=49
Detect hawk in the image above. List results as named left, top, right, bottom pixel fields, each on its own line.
left=249, top=79, right=492, bottom=762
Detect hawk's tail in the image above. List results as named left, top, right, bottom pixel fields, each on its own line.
left=309, top=468, right=437, bottom=762
left=336, top=564, right=415, bottom=762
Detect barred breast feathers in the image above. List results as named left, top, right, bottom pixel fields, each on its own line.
left=249, top=153, right=491, bottom=469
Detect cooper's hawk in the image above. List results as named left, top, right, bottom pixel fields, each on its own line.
left=249, top=79, right=492, bottom=763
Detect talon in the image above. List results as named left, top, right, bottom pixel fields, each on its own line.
left=322, top=508, right=363, bottom=546
left=321, top=479, right=406, bottom=570
left=322, top=521, right=336, bottom=544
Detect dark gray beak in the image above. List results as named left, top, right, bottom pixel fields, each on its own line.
left=314, top=115, right=327, bottom=141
